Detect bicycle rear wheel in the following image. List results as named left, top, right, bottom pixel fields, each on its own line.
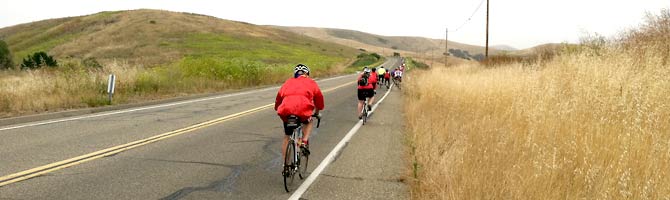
left=283, top=140, right=296, bottom=192
left=362, top=103, right=368, bottom=125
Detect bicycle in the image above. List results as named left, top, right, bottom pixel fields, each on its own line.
left=282, top=114, right=321, bottom=192
left=361, top=97, right=369, bottom=125
left=393, top=76, right=402, bottom=90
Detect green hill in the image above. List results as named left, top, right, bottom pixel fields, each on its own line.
left=0, top=9, right=358, bottom=69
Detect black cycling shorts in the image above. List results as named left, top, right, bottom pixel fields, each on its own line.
left=283, top=119, right=310, bottom=135
left=357, top=89, right=374, bottom=101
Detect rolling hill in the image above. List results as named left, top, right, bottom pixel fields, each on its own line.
left=273, top=26, right=506, bottom=62
left=0, top=9, right=359, bottom=68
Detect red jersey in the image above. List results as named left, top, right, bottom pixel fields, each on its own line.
left=384, top=71, right=390, bottom=79
left=275, top=76, right=324, bottom=121
left=370, top=72, right=378, bottom=85
left=357, top=73, right=377, bottom=89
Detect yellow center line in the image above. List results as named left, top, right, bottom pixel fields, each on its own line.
left=0, top=80, right=355, bottom=187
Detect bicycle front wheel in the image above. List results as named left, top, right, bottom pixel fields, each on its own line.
left=283, top=140, right=296, bottom=192
left=298, top=146, right=309, bottom=179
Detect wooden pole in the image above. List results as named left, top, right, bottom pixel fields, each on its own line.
left=485, top=0, right=490, bottom=58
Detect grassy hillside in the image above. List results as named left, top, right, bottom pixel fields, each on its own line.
left=405, top=9, right=670, bottom=199
left=0, top=9, right=358, bottom=68
left=0, top=9, right=362, bottom=117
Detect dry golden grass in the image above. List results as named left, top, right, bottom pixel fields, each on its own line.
left=0, top=61, right=139, bottom=117
left=405, top=9, right=670, bottom=200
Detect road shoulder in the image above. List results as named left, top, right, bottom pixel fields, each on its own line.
left=302, top=86, right=408, bottom=199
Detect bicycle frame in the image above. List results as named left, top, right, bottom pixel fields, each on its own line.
left=283, top=114, right=321, bottom=192
left=290, top=126, right=303, bottom=169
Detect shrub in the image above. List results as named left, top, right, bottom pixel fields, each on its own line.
left=371, top=53, right=381, bottom=60
left=0, top=40, right=12, bottom=70
left=351, top=53, right=380, bottom=67
left=21, top=51, right=57, bottom=70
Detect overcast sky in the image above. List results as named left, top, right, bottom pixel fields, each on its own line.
left=1, top=0, right=668, bottom=49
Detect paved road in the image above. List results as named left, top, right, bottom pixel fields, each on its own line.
left=0, top=58, right=406, bottom=199
left=303, top=83, right=408, bottom=200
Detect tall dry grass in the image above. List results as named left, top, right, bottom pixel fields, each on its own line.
left=405, top=9, right=670, bottom=199
left=0, top=56, right=353, bottom=117
left=0, top=60, right=139, bottom=117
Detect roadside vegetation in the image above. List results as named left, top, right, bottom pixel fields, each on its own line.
left=0, top=9, right=360, bottom=117
left=345, top=52, right=386, bottom=72
left=0, top=40, right=12, bottom=69
left=404, top=57, right=429, bottom=69
left=405, top=9, right=670, bottom=199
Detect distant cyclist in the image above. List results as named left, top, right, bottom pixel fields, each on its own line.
left=393, top=67, right=403, bottom=82
left=377, top=66, right=386, bottom=85
left=357, top=67, right=377, bottom=119
left=275, top=64, right=324, bottom=161
left=383, top=68, right=391, bottom=86
left=370, top=67, right=378, bottom=88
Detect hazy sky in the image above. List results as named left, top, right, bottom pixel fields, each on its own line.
left=1, top=0, right=668, bottom=49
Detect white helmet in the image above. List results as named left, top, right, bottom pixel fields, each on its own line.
left=294, top=64, right=310, bottom=75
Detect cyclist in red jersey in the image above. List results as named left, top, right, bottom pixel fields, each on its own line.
left=357, top=67, right=377, bottom=119
left=275, top=64, right=324, bottom=160
left=370, top=67, right=378, bottom=88
left=383, top=68, right=391, bottom=84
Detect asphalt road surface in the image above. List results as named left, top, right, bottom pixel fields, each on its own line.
left=0, top=58, right=407, bottom=200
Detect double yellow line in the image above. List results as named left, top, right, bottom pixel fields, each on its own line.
left=0, top=80, right=354, bottom=187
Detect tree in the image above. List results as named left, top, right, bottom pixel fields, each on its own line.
left=21, top=51, right=57, bottom=70
left=0, top=39, right=12, bottom=70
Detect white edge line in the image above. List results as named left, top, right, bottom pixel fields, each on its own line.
left=0, top=74, right=356, bottom=132
left=288, top=82, right=394, bottom=200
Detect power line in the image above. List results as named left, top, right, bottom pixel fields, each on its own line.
left=452, top=0, right=487, bottom=32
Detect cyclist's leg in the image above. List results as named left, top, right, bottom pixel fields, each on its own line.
left=357, top=89, right=366, bottom=118
left=368, top=89, right=376, bottom=107
left=301, top=118, right=314, bottom=143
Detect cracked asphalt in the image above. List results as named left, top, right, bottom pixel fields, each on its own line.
left=0, top=58, right=408, bottom=199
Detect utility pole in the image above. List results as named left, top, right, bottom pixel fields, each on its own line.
left=485, top=0, right=490, bottom=58
left=445, top=28, right=448, bottom=67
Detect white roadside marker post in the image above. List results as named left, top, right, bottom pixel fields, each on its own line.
left=107, top=74, right=116, bottom=104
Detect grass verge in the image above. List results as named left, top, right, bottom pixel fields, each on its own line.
left=404, top=9, right=670, bottom=199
